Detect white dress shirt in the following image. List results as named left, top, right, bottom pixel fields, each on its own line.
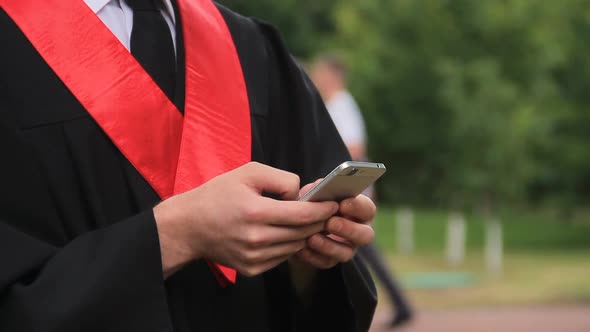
left=84, top=0, right=176, bottom=52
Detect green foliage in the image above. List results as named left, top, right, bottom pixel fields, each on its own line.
left=219, top=0, right=340, bottom=57
left=219, top=0, right=590, bottom=211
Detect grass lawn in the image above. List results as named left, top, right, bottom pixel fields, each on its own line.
left=371, top=208, right=590, bottom=309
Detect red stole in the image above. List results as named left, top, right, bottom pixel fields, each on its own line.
left=0, top=0, right=251, bottom=286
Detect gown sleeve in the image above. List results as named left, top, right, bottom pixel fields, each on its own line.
left=256, top=20, right=378, bottom=332
left=0, top=121, right=173, bottom=332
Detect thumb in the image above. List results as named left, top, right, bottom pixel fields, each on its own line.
left=299, top=178, right=323, bottom=199
left=241, top=162, right=300, bottom=200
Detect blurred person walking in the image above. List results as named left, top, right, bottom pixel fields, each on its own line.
left=311, top=54, right=414, bottom=328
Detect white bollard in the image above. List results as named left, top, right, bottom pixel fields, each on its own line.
left=485, top=219, right=503, bottom=275
left=446, top=212, right=466, bottom=266
left=396, top=207, right=414, bottom=255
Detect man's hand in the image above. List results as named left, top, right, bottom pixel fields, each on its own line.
left=153, top=162, right=339, bottom=278
left=288, top=181, right=376, bottom=299
left=293, top=182, right=376, bottom=269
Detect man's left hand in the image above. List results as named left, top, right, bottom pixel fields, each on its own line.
left=293, top=182, right=376, bottom=269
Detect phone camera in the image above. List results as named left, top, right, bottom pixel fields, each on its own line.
left=346, top=167, right=359, bottom=176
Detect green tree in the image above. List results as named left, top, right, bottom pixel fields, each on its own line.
left=219, top=0, right=341, bottom=57
left=218, top=0, right=590, bottom=212
left=332, top=0, right=590, bottom=211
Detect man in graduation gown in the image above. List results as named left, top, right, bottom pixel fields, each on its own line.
left=0, top=0, right=378, bottom=331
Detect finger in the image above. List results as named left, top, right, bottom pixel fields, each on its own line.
left=260, top=199, right=338, bottom=226
left=339, top=195, right=376, bottom=224
left=299, top=178, right=323, bottom=198
left=242, top=240, right=307, bottom=264
left=295, top=248, right=338, bottom=270
left=242, top=162, right=300, bottom=200
left=242, top=222, right=325, bottom=248
left=266, top=222, right=326, bottom=243
left=307, top=233, right=355, bottom=263
left=325, top=216, right=375, bottom=248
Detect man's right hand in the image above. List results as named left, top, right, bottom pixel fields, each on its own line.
left=153, top=162, right=338, bottom=278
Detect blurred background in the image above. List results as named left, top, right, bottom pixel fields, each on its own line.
left=220, top=1, right=590, bottom=331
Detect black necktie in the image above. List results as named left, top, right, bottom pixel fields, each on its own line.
left=127, top=0, right=176, bottom=101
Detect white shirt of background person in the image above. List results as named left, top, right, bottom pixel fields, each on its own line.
left=325, top=90, right=368, bottom=158
left=84, top=0, right=177, bottom=52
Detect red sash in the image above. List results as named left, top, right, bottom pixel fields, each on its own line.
left=0, top=0, right=251, bottom=285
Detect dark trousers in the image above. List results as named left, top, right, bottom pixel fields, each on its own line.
left=358, top=244, right=412, bottom=315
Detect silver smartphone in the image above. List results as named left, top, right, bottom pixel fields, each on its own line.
left=299, top=161, right=386, bottom=202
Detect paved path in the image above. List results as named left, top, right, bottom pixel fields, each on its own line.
left=370, top=306, right=590, bottom=332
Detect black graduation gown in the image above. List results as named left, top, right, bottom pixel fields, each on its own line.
left=0, top=3, right=377, bottom=332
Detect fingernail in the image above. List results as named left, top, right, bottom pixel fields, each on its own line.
left=342, top=199, right=353, bottom=210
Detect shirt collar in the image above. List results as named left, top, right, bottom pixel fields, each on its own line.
left=84, top=0, right=176, bottom=24
left=84, top=0, right=111, bottom=13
